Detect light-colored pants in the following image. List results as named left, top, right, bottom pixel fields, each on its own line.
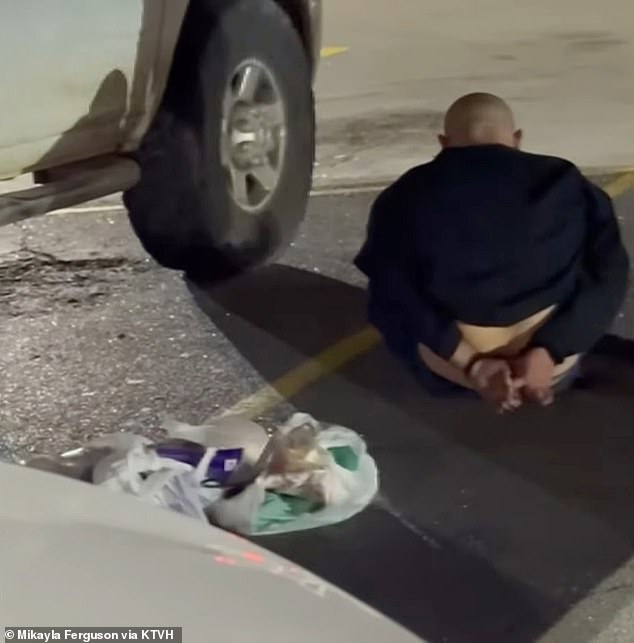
left=418, top=305, right=580, bottom=391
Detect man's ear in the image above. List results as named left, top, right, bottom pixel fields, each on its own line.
left=513, top=129, right=523, bottom=148
left=438, top=134, right=449, bottom=149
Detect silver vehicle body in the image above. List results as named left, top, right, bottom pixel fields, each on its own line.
left=0, top=0, right=321, bottom=224
left=0, top=462, right=422, bottom=642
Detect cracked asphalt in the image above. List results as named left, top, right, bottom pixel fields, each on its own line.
left=1, top=178, right=634, bottom=643
left=0, top=196, right=363, bottom=461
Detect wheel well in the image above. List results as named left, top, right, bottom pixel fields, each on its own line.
left=163, top=0, right=314, bottom=115
left=272, top=0, right=311, bottom=56
left=175, top=0, right=314, bottom=64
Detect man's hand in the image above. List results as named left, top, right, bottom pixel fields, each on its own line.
left=468, top=357, right=524, bottom=413
left=511, top=348, right=556, bottom=406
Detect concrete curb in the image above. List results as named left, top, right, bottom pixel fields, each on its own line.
left=5, top=165, right=634, bottom=203
left=311, top=166, right=634, bottom=196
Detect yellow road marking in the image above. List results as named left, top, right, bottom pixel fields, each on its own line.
left=321, top=46, right=349, bottom=58
left=225, top=169, right=634, bottom=419
left=604, top=171, right=634, bottom=199
left=224, top=326, right=380, bottom=418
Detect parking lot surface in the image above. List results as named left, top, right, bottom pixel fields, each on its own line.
left=1, top=173, right=633, bottom=642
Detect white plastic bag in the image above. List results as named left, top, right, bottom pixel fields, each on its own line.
left=209, top=413, right=379, bottom=536
left=210, top=479, right=267, bottom=535
left=90, top=433, right=222, bottom=521
left=24, top=413, right=378, bottom=536
left=163, top=414, right=271, bottom=467
left=261, top=413, right=378, bottom=535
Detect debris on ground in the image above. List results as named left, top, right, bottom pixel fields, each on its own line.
left=24, top=413, right=379, bottom=536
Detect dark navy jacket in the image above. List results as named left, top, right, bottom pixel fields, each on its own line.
left=355, top=145, right=629, bottom=374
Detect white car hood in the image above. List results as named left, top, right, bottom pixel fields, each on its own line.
left=0, top=463, right=422, bottom=642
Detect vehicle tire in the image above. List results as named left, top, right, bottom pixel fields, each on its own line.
left=123, top=0, right=315, bottom=283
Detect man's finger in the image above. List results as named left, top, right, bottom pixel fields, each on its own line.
left=499, top=399, right=521, bottom=414
left=510, top=395, right=522, bottom=408
left=524, top=386, right=554, bottom=406
left=510, top=377, right=526, bottom=389
left=537, top=389, right=554, bottom=406
left=497, top=401, right=513, bottom=414
left=496, top=385, right=523, bottom=414
left=506, top=396, right=523, bottom=411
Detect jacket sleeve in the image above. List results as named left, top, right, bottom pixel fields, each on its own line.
left=530, top=178, right=630, bottom=362
left=354, top=185, right=461, bottom=360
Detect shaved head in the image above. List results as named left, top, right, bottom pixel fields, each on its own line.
left=439, top=93, right=521, bottom=149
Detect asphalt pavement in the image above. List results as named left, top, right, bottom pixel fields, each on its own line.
left=1, top=174, right=634, bottom=642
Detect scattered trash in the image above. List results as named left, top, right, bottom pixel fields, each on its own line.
left=24, top=413, right=379, bottom=536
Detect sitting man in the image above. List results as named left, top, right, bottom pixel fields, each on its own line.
left=355, top=92, right=630, bottom=411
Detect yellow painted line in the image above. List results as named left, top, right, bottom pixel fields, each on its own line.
left=321, top=46, right=349, bottom=58
left=224, top=326, right=380, bottom=418
left=604, top=171, right=634, bottom=199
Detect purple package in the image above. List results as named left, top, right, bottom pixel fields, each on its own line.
left=155, top=440, right=243, bottom=485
